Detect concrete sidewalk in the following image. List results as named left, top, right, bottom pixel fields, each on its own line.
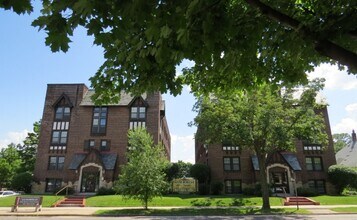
left=0, top=205, right=356, bottom=216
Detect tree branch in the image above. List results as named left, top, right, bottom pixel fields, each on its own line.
left=245, top=0, right=357, bottom=71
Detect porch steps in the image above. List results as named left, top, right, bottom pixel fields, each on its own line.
left=53, top=196, right=86, bottom=207
left=284, top=197, right=320, bottom=206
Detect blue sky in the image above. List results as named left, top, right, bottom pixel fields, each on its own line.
left=1, top=4, right=356, bottom=163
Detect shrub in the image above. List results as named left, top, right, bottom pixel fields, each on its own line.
left=97, top=187, right=116, bottom=195
left=297, top=187, right=318, bottom=197
left=189, top=164, right=210, bottom=183
left=242, top=187, right=255, bottom=196
left=210, top=182, right=223, bottom=195
left=328, top=165, right=357, bottom=194
left=198, top=183, right=210, bottom=195
left=11, top=172, right=32, bottom=193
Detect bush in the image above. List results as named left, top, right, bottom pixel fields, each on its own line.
left=242, top=187, right=255, bottom=196
left=189, top=164, right=210, bottom=183
left=210, top=182, right=223, bottom=195
left=328, top=165, right=357, bottom=194
left=297, top=187, right=318, bottom=197
left=342, top=187, right=357, bottom=196
left=11, top=172, right=32, bottom=193
left=97, top=187, right=116, bottom=195
left=198, top=183, right=210, bottom=195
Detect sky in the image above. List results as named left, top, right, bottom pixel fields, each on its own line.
left=0, top=4, right=356, bottom=163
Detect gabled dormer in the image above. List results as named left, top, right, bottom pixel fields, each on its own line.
left=129, top=96, right=148, bottom=129
left=53, top=93, right=73, bottom=121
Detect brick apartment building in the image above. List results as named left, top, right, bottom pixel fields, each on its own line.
left=195, top=107, right=336, bottom=195
left=32, top=84, right=170, bottom=194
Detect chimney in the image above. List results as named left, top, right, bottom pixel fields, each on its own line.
left=352, top=130, right=356, bottom=143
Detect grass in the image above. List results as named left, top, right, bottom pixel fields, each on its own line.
left=309, top=195, right=357, bottom=205
left=0, top=195, right=64, bottom=207
left=331, top=207, right=357, bottom=213
left=95, top=207, right=310, bottom=216
left=85, top=194, right=284, bottom=207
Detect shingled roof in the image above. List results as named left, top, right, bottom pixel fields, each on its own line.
left=80, top=90, right=147, bottom=106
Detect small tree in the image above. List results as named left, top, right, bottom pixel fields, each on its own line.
left=114, top=128, right=169, bottom=209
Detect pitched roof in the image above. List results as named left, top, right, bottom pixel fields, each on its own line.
left=336, top=141, right=357, bottom=167
left=80, top=90, right=147, bottom=106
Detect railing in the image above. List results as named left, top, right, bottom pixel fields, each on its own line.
left=54, top=185, right=76, bottom=205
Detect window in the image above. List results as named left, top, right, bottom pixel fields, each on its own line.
left=223, top=157, right=240, bottom=171
left=55, top=107, right=71, bottom=121
left=306, top=157, right=323, bottom=171
left=92, top=107, right=107, bottom=134
left=84, top=140, right=95, bottom=150
left=130, top=99, right=147, bottom=129
left=48, top=156, right=65, bottom=170
left=100, top=140, right=110, bottom=151
left=222, top=145, right=239, bottom=151
left=308, top=180, right=326, bottom=194
left=45, top=178, right=62, bottom=192
left=225, top=180, right=241, bottom=194
left=303, top=144, right=322, bottom=152
left=51, top=131, right=68, bottom=145
left=131, top=106, right=146, bottom=120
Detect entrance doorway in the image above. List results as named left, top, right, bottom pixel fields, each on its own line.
left=81, top=172, right=99, bottom=192
left=80, top=165, right=101, bottom=193
left=270, top=171, right=289, bottom=194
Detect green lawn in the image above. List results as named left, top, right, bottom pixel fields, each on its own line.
left=0, top=195, right=64, bottom=207
left=331, top=207, right=357, bottom=213
left=85, top=194, right=284, bottom=207
left=310, top=195, right=357, bottom=205
left=1, top=194, right=356, bottom=208
left=95, top=207, right=310, bottom=216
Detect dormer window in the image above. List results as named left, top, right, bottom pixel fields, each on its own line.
left=131, top=107, right=146, bottom=120
left=55, top=107, right=71, bottom=121
left=129, top=97, right=148, bottom=129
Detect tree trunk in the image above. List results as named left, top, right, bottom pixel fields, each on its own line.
left=257, top=153, right=271, bottom=210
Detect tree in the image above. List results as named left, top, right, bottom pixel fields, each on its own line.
left=0, top=144, right=22, bottom=188
left=192, top=80, right=328, bottom=209
left=1, top=1, right=356, bottom=103
left=114, top=128, right=169, bottom=209
left=17, top=120, right=41, bottom=173
left=165, top=161, right=192, bottom=181
left=333, top=133, right=352, bottom=153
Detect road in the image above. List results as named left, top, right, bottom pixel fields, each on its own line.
left=1, top=215, right=357, bottom=220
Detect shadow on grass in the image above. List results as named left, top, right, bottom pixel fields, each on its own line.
left=95, top=207, right=309, bottom=216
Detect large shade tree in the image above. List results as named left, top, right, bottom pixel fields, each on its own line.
left=1, top=1, right=356, bottom=102
left=192, top=79, right=328, bottom=209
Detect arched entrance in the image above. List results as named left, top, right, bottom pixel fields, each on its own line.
left=267, top=164, right=292, bottom=194
left=79, top=163, right=103, bottom=193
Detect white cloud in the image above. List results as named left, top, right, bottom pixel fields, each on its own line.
left=0, top=129, right=29, bottom=149
left=332, top=102, right=357, bottom=134
left=346, top=103, right=357, bottom=113
left=332, top=118, right=357, bottom=134
left=308, top=63, right=357, bottom=90
left=170, top=134, right=195, bottom=163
